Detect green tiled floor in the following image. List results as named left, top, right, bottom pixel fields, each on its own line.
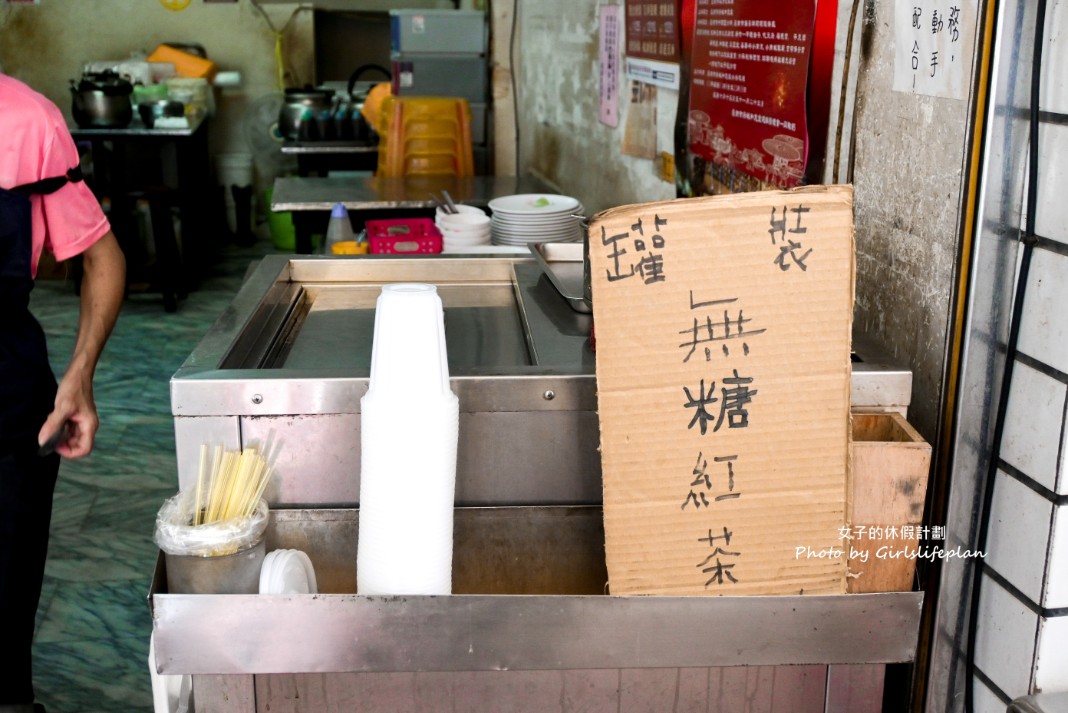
left=28, top=238, right=281, bottom=712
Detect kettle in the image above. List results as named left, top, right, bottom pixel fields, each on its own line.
left=346, top=64, right=391, bottom=142
left=71, top=71, right=134, bottom=128
left=278, top=85, right=336, bottom=141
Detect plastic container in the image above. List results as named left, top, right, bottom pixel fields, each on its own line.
left=154, top=492, right=269, bottom=594
left=366, top=218, right=442, bottom=254
left=165, top=77, right=213, bottom=116
left=331, top=240, right=369, bottom=255
left=216, top=153, right=253, bottom=235
left=264, top=187, right=295, bottom=251
left=149, top=44, right=218, bottom=82
left=375, top=96, right=474, bottom=178
left=324, top=203, right=355, bottom=255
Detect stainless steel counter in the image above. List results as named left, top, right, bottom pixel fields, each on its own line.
left=169, top=254, right=907, bottom=506
left=151, top=507, right=922, bottom=674
left=158, top=253, right=921, bottom=713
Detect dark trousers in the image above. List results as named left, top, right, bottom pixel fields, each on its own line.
left=0, top=438, right=59, bottom=705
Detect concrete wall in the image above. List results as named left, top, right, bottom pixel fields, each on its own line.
left=514, top=0, right=676, bottom=214
left=849, top=2, right=973, bottom=443
left=510, top=0, right=968, bottom=440
left=0, top=0, right=314, bottom=189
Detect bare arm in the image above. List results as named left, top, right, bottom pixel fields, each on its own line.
left=38, top=230, right=125, bottom=458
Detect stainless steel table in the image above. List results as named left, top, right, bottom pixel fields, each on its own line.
left=271, top=174, right=559, bottom=253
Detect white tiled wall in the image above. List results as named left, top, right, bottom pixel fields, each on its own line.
left=968, top=3, right=1068, bottom=708
left=1036, top=615, right=1068, bottom=691
left=1034, top=123, right=1068, bottom=246
left=977, top=248, right=1068, bottom=703
left=976, top=220, right=1068, bottom=700
left=1016, top=248, right=1068, bottom=377
left=973, top=677, right=1010, bottom=713
left=975, top=574, right=1040, bottom=697
left=1046, top=505, right=1068, bottom=608
left=986, top=470, right=1053, bottom=604
left=998, top=361, right=1066, bottom=493
left=1041, top=1, right=1068, bottom=116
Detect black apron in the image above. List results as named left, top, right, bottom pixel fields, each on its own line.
left=0, top=166, right=80, bottom=705
left=0, top=167, right=82, bottom=445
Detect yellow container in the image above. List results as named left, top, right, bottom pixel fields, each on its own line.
left=148, top=44, right=218, bottom=81
left=331, top=240, right=368, bottom=255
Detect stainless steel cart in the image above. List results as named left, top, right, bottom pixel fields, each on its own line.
left=153, top=254, right=921, bottom=712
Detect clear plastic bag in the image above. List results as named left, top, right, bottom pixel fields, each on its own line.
left=154, top=491, right=269, bottom=558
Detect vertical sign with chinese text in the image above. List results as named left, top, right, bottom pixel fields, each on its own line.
left=590, top=186, right=854, bottom=596
left=600, top=4, right=622, bottom=127
left=688, top=0, right=817, bottom=187
left=892, top=0, right=977, bottom=100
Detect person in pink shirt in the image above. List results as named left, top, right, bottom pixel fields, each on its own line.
left=0, top=72, right=125, bottom=713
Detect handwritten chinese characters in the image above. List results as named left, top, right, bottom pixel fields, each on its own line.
left=769, top=203, right=812, bottom=271
left=683, top=370, right=758, bottom=436
left=679, top=290, right=767, bottom=362
left=893, top=0, right=975, bottom=100
left=600, top=213, right=669, bottom=284
left=590, top=187, right=854, bottom=596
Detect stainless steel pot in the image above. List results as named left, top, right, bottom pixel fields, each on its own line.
left=278, top=86, right=335, bottom=140
left=70, top=71, right=133, bottom=128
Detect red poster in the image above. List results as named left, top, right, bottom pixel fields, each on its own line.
left=625, top=0, right=682, bottom=63
left=687, top=1, right=816, bottom=187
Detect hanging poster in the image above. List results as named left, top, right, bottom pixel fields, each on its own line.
left=892, top=0, right=978, bottom=100
left=600, top=4, right=622, bottom=127
left=625, top=0, right=682, bottom=89
left=688, top=0, right=816, bottom=187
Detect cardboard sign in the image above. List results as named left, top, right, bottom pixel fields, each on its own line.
left=590, top=185, right=854, bottom=596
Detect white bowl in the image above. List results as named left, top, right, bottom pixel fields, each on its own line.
left=437, top=212, right=491, bottom=229
left=443, top=233, right=491, bottom=247
left=436, top=204, right=486, bottom=218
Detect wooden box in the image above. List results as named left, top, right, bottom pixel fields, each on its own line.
left=847, top=412, right=932, bottom=593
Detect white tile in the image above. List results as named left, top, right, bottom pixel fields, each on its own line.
left=1035, top=123, right=1068, bottom=245
left=1061, top=437, right=1068, bottom=497
left=1000, top=359, right=1066, bottom=492
left=1045, top=504, right=1068, bottom=608
left=986, top=470, right=1053, bottom=604
left=1042, top=0, right=1068, bottom=114
left=975, top=573, right=1039, bottom=698
left=971, top=676, right=1009, bottom=713
left=1017, top=249, right=1068, bottom=389
left=1035, top=615, right=1068, bottom=691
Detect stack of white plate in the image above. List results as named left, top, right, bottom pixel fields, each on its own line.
left=435, top=205, right=492, bottom=253
left=259, top=549, right=318, bottom=595
left=488, top=194, right=584, bottom=246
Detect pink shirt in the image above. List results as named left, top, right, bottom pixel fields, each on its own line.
left=0, top=74, right=111, bottom=277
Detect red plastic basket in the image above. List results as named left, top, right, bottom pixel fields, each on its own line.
left=366, top=218, right=442, bottom=254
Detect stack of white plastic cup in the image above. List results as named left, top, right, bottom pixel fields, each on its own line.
left=356, top=284, right=459, bottom=595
